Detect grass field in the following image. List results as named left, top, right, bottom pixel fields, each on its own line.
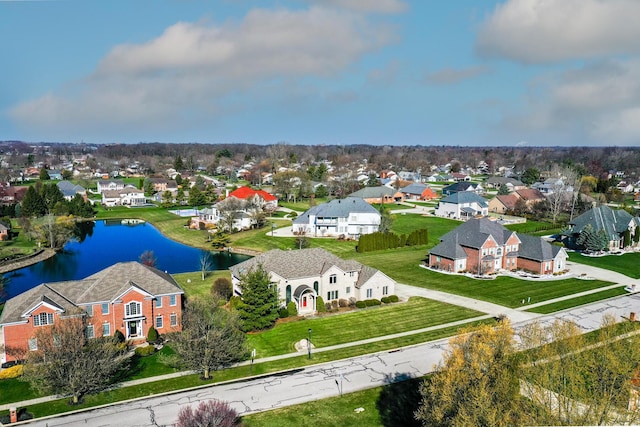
left=568, top=251, right=640, bottom=279
left=247, top=297, right=483, bottom=357
left=527, top=287, right=628, bottom=314
left=173, top=270, right=231, bottom=299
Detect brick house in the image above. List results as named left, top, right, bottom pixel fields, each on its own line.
left=0, top=262, right=184, bottom=364
left=428, top=217, right=567, bottom=275
left=400, top=182, right=438, bottom=201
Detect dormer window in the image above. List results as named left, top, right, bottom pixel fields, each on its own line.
left=33, top=312, right=54, bottom=326
left=125, top=301, right=142, bottom=317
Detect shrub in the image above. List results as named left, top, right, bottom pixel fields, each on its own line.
left=325, top=302, right=333, bottom=312
left=338, top=298, right=348, bottom=308
left=330, top=300, right=339, bottom=310
left=146, top=326, right=159, bottom=344
left=348, top=297, right=357, bottom=307
left=287, top=301, right=298, bottom=317
left=114, top=329, right=125, bottom=344
left=177, top=399, right=239, bottom=427
left=229, top=295, right=242, bottom=310
left=388, top=295, right=399, bottom=303
left=279, top=308, right=289, bottom=319
left=365, top=299, right=381, bottom=307
left=211, top=277, right=233, bottom=301
left=316, top=296, right=326, bottom=312
left=134, top=345, right=157, bottom=357
left=381, top=296, right=390, bottom=304
left=0, top=364, right=23, bottom=379
left=355, top=301, right=366, bottom=309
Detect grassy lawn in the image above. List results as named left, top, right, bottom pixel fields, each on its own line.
left=527, top=287, right=628, bottom=314
left=351, top=246, right=615, bottom=308
left=247, top=297, right=484, bottom=357
left=505, top=220, right=563, bottom=236
left=388, top=216, right=459, bottom=243
left=173, top=270, right=231, bottom=299
left=568, top=251, right=640, bottom=279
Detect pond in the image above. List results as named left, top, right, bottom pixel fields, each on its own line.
left=4, top=220, right=250, bottom=299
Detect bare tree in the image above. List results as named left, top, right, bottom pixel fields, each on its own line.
left=21, top=316, right=128, bottom=404
left=139, top=250, right=157, bottom=267
left=167, top=298, right=246, bottom=380
left=217, top=197, right=246, bottom=233
left=199, top=250, right=214, bottom=281
left=176, top=400, right=240, bottom=427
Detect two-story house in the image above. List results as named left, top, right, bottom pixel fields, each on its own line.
left=101, top=185, right=146, bottom=207
left=428, top=217, right=567, bottom=275
left=293, top=197, right=381, bottom=238
left=0, top=262, right=184, bottom=364
left=230, top=248, right=396, bottom=315
left=563, top=205, right=640, bottom=251
left=434, top=191, right=489, bottom=220
left=97, top=179, right=125, bottom=194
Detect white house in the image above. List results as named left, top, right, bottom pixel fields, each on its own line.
left=97, top=179, right=125, bottom=194
left=101, top=185, right=146, bottom=207
left=293, top=197, right=381, bottom=238
left=229, top=248, right=397, bottom=315
left=434, top=191, right=489, bottom=220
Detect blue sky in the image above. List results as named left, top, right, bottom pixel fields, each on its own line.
left=2, top=0, right=639, bottom=147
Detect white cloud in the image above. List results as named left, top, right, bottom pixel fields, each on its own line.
left=305, top=0, right=407, bottom=14
left=500, top=60, right=640, bottom=144
left=424, top=65, right=490, bottom=85
left=477, top=0, right=640, bottom=63
left=10, top=7, right=396, bottom=134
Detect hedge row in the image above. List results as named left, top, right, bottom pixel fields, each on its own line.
left=357, top=229, right=428, bottom=253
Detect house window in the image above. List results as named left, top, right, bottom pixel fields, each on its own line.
left=102, top=323, right=111, bottom=337
left=346, top=286, right=351, bottom=294
left=170, top=313, right=178, bottom=327
left=436, top=256, right=441, bottom=262
left=366, top=289, right=373, bottom=298
left=86, top=324, right=95, bottom=339
left=327, top=290, right=338, bottom=300
left=101, top=303, right=109, bottom=315
left=33, top=312, right=54, bottom=326
left=156, top=315, right=163, bottom=329
left=286, top=285, right=292, bottom=305
left=28, top=338, right=38, bottom=351
left=85, top=305, right=93, bottom=316
left=156, top=297, right=163, bottom=308
left=313, top=281, right=319, bottom=293
left=349, top=271, right=355, bottom=277
left=125, top=301, right=142, bottom=317
left=383, top=286, right=389, bottom=296
left=170, top=295, right=177, bottom=306
left=329, top=274, right=337, bottom=284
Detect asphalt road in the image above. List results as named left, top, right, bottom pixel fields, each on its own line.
left=21, top=292, right=640, bottom=427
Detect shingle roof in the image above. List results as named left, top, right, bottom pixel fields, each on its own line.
left=293, top=197, right=380, bottom=225
left=401, top=183, right=430, bottom=195
left=493, top=194, right=518, bottom=210
left=228, top=186, right=277, bottom=202
left=348, top=185, right=397, bottom=199
left=440, top=191, right=488, bottom=207
left=442, top=182, right=478, bottom=193
left=438, top=217, right=515, bottom=250
left=0, top=262, right=183, bottom=325
left=516, top=234, right=564, bottom=262
left=515, top=188, right=545, bottom=201
left=569, top=205, right=634, bottom=240
left=230, top=248, right=371, bottom=288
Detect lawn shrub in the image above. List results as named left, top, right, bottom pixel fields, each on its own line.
left=279, top=308, right=289, bottom=319
left=146, top=326, right=159, bottom=344
left=381, top=296, right=390, bottom=304
left=355, top=301, right=366, bottom=308
left=114, top=329, right=125, bottom=343
left=325, top=302, right=333, bottom=312
left=287, top=301, right=298, bottom=317
left=348, top=297, right=356, bottom=307
left=134, top=345, right=157, bottom=357
left=388, top=295, right=399, bottom=303
left=0, top=364, right=22, bottom=379
left=211, top=277, right=233, bottom=301
left=365, top=299, right=381, bottom=307
left=229, top=295, right=242, bottom=310
left=316, top=296, right=326, bottom=312
left=330, top=300, right=339, bottom=310
left=338, top=298, right=348, bottom=308
left=177, top=399, right=239, bottom=427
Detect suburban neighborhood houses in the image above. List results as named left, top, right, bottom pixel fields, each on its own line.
left=293, top=197, right=381, bottom=238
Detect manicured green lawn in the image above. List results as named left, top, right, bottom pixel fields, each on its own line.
left=527, top=287, right=628, bottom=314
left=173, top=270, right=231, bottom=299
left=388, top=216, right=459, bottom=244
left=505, top=220, right=558, bottom=234
left=247, top=297, right=484, bottom=357
left=568, top=252, right=640, bottom=279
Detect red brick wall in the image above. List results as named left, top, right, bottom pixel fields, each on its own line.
left=3, top=306, right=58, bottom=362
left=517, top=258, right=543, bottom=274
left=429, top=254, right=456, bottom=272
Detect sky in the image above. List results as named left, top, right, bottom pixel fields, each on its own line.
left=1, top=0, right=639, bottom=147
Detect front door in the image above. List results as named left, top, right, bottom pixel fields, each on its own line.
left=302, top=296, right=307, bottom=308
left=128, top=321, right=138, bottom=338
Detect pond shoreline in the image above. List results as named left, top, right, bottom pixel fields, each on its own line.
left=0, top=249, right=57, bottom=274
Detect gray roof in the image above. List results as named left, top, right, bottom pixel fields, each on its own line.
left=442, top=182, right=478, bottom=194
left=57, top=181, right=85, bottom=198
left=401, top=182, right=430, bottom=195
left=516, top=234, right=564, bottom=262
left=438, top=217, right=515, bottom=250
left=568, top=205, right=634, bottom=240
left=230, top=248, right=372, bottom=288
left=293, top=197, right=380, bottom=225
left=348, top=186, right=397, bottom=199
left=0, top=262, right=184, bottom=325
left=440, top=191, right=488, bottom=207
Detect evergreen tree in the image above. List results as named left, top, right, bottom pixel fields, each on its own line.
left=235, top=264, right=279, bottom=332
left=174, top=155, right=184, bottom=171
left=188, top=186, right=206, bottom=206
left=39, top=167, right=50, bottom=180
left=21, top=186, right=46, bottom=217
left=41, top=183, right=65, bottom=213
left=143, top=178, right=155, bottom=196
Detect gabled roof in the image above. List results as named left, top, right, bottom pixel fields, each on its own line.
left=0, top=262, right=184, bottom=325
left=293, top=197, right=380, bottom=224
left=348, top=185, right=397, bottom=199
left=569, top=205, right=634, bottom=240
left=493, top=194, right=518, bottom=210
left=228, top=186, right=277, bottom=202
left=440, top=191, right=488, bottom=207
left=438, top=217, right=516, bottom=250
left=231, top=248, right=360, bottom=281
left=442, top=182, right=479, bottom=193
left=515, top=188, right=545, bottom=201
left=517, top=234, right=565, bottom=262
left=401, top=182, right=431, bottom=195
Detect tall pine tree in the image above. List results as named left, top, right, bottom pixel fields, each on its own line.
left=235, top=264, right=279, bottom=332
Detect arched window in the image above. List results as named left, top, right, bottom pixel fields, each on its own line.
left=286, top=285, right=292, bottom=304
left=313, top=281, right=319, bottom=293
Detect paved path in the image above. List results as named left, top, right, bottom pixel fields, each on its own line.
left=0, top=249, right=56, bottom=274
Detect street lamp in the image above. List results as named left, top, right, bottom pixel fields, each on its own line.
left=271, top=222, right=275, bottom=236
left=307, top=328, right=312, bottom=359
